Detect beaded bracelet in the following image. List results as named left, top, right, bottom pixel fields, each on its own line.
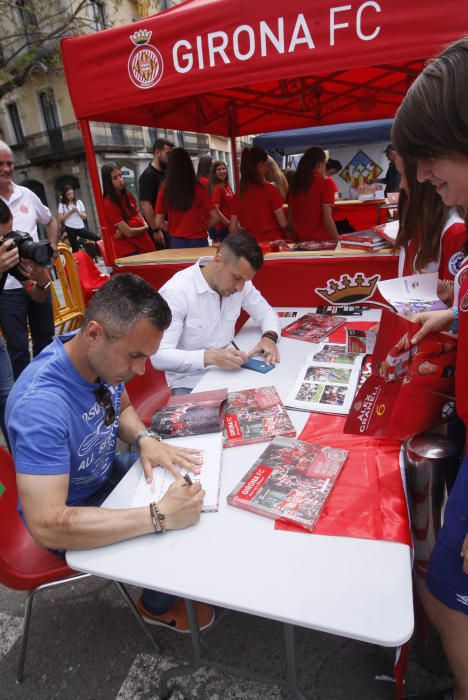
left=262, top=331, right=279, bottom=343
left=149, top=501, right=166, bottom=534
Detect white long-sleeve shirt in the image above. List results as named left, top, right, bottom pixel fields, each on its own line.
left=152, top=258, right=280, bottom=389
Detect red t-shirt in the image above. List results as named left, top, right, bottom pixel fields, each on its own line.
left=156, top=184, right=213, bottom=240
left=103, top=191, right=155, bottom=258
left=288, top=173, right=335, bottom=241
left=438, top=220, right=467, bottom=282
left=212, top=183, right=234, bottom=231
left=231, top=182, right=284, bottom=242
left=327, top=176, right=339, bottom=195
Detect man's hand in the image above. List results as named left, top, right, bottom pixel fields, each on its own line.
left=139, top=436, right=203, bottom=481
left=158, top=478, right=205, bottom=530
left=0, top=239, right=19, bottom=273
left=18, top=259, right=50, bottom=287
left=204, top=347, right=247, bottom=369
left=153, top=230, right=165, bottom=245
left=407, top=309, right=456, bottom=344
left=461, top=532, right=468, bottom=575
left=247, top=337, right=280, bottom=364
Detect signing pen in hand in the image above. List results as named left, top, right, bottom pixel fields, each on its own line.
left=231, top=340, right=241, bottom=351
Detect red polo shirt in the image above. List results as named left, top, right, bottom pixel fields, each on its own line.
left=212, top=183, right=234, bottom=231
left=156, top=184, right=213, bottom=239
left=288, top=173, right=335, bottom=241
left=231, top=182, right=284, bottom=242
left=103, top=191, right=155, bottom=257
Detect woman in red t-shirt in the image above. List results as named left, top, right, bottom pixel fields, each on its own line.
left=101, top=164, right=155, bottom=259
left=288, top=147, right=339, bottom=242
left=155, top=148, right=218, bottom=249
left=209, top=161, right=233, bottom=243
left=229, top=147, right=288, bottom=243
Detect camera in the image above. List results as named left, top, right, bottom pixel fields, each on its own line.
left=1, top=230, right=56, bottom=282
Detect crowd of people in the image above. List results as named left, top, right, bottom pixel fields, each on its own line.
left=1, top=34, right=468, bottom=700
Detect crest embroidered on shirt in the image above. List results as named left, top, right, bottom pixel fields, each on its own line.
left=456, top=593, right=468, bottom=606
left=19, top=204, right=29, bottom=214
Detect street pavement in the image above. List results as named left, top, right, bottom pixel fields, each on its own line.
left=0, top=576, right=453, bottom=700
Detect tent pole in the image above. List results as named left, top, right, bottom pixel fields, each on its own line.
left=230, top=132, right=240, bottom=192
left=79, top=119, right=115, bottom=265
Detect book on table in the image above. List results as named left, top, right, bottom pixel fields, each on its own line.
left=281, top=312, right=346, bottom=343
left=150, top=388, right=227, bottom=438
left=284, top=342, right=365, bottom=415
left=344, top=309, right=456, bottom=440
left=131, top=432, right=223, bottom=513
left=339, top=230, right=389, bottom=250
left=227, top=437, right=348, bottom=531
left=223, top=385, right=296, bottom=447
left=377, top=272, right=447, bottom=315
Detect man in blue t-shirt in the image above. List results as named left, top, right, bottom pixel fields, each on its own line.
left=6, top=273, right=214, bottom=633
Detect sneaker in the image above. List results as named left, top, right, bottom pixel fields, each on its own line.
left=136, top=598, right=215, bottom=633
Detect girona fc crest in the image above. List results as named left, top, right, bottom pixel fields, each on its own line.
left=128, top=29, right=163, bottom=90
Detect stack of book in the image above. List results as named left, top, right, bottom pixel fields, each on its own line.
left=339, top=230, right=390, bottom=251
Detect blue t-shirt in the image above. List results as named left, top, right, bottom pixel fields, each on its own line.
left=6, top=334, right=123, bottom=508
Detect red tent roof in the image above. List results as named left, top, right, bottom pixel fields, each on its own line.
left=61, top=0, right=466, bottom=136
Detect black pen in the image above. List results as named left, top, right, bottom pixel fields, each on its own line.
left=231, top=340, right=241, bottom=351
left=183, top=472, right=193, bottom=486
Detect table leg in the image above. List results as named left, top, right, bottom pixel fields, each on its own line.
left=113, top=581, right=161, bottom=655
left=283, top=622, right=311, bottom=700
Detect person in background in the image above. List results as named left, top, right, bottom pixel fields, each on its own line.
left=288, top=147, right=339, bottom=242
left=196, top=154, right=213, bottom=190
left=152, top=232, right=280, bottom=394
left=394, top=155, right=466, bottom=292
left=265, top=156, right=289, bottom=200
left=380, top=144, right=401, bottom=196
left=229, top=147, right=288, bottom=243
left=392, top=37, right=468, bottom=700
left=208, top=161, right=233, bottom=243
left=101, top=164, right=155, bottom=260
left=138, top=138, right=174, bottom=249
left=0, top=140, right=58, bottom=379
left=325, top=159, right=342, bottom=201
left=58, top=184, right=101, bottom=256
left=155, top=148, right=218, bottom=249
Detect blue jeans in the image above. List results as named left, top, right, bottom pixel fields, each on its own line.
left=0, top=287, right=54, bottom=379
left=0, top=337, right=14, bottom=449
left=170, top=237, right=208, bottom=249
left=68, top=452, right=178, bottom=615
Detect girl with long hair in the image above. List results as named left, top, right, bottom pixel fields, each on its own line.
left=392, top=37, right=468, bottom=700
left=58, top=185, right=101, bottom=254
left=394, top=155, right=466, bottom=288
left=265, top=156, right=289, bottom=200
left=101, top=164, right=155, bottom=258
left=229, top=147, right=288, bottom=242
left=288, top=147, right=339, bottom=242
left=155, top=148, right=218, bottom=249
left=209, top=161, right=233, bottom=243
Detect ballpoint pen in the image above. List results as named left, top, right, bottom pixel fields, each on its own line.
left=231, top=340, right=241, bottom=351
left=183, top=472, right=193, bottom=486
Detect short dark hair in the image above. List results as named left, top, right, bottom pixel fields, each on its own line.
left=82, top=273, right=172, bottom=338
left=220, top=232, right=264, bottom=272
left=152, top=138, right=174, bottom=154
left=0, top=200, right=13, bottom=225
left=326, top=159, right=342, bottom=172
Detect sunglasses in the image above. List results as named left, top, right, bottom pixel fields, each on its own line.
left=95, top=382, right=116, bottom=427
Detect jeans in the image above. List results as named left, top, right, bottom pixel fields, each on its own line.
left=170, top=237, right=208, bottom=249
left=84, top=451, right=178, bottom=615
left=0, top=287, right=54, bottom=379
left=65, top=225, right=100, bottom=253
left=0, top=336, right=14, bottom=449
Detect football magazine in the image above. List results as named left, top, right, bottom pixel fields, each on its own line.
left=151, top=388, right=227, bottom=438
left=377, top=272, right=447, bottom=315
left=285, top=343, right=365, bottom=415
left=223, top=386, right=296, bottom=447
left=227, top=437, right=348, bottom=530
left=281, top=313, right=346, bottom=344
left=344, top=309, right=456, bottom=440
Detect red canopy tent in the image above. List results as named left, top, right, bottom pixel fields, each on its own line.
left=61, top=0, right=467, bottom=260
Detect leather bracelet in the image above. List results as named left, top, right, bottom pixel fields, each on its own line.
left=262, top=331, right=278, bottom=343
left=149, top=501, right=166, bottom=533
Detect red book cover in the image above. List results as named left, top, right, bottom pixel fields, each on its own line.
left=340, top=230, right=386, bottom=244
left=227, top=437, right=348, bottom=530
left=281, top=313, right=346, bottom=343
left=151, top=388, right=227, bottom=438
left=223, top=386, right=296, bottom=447
left=344, top=309, right=456, bottom=440
left=340, top=241, right=389, bottom=251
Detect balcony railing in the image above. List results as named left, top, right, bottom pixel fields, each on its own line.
left=25, top=122, right=146, bottom=162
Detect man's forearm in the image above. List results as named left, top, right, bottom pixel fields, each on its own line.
left=141, top=201, right=157, bottom=230
left=46, top=217, right=60, bottom=249
left=118, top=403, right=146, bottom=446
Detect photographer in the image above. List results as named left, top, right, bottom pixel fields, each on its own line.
left=0, top=140, right=58, bottom=378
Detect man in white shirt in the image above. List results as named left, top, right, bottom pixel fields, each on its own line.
left=152, top=231, right=280, bottom=393
left=0, top=140, right=59, bottom=378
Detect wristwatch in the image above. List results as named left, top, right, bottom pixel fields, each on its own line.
left=135, top=428, right=161, bottom=448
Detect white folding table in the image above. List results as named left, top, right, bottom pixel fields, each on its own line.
left=67, top=308, right=413, bottom=698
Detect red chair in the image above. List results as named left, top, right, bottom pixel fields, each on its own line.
left=96, top=239, right=111, bottom=267
left=126, top=363, right=171, bottom=425
left=0, top=448, right=161, bottom=682
left=72, top=251, right=110, bottom=305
